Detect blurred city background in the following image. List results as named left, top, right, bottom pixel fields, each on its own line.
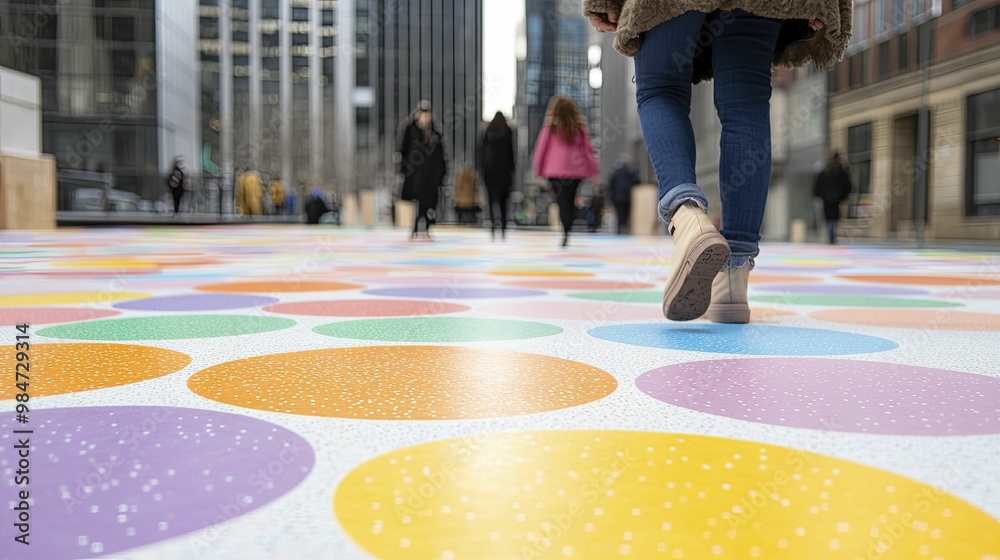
left=0, top=0, right=997, bottom=242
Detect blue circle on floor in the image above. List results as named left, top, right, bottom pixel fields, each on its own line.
left=588, top=323, right=898, bottom=356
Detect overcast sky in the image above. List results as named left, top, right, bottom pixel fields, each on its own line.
left=482, top=0, right=524, bottom=120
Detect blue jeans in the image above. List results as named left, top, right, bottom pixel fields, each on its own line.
left=635, top=10, right=782, bottom=262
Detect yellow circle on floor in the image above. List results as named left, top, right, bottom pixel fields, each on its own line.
left=52, top=258, right=159, bottom=268
left=334, top=431, right=1000, bottom=559
left=0, top=292, right=151, bottom=306
left=0, top=343, right=190, bottom=398
left=188, top=347, right=616, bottom=419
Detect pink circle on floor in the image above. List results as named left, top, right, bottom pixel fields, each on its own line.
left=502, top=279, right=656, bottom=290
left=810, top=309, right=1000, bottom=331
left=637, top=358, right=1000, bottom=435
left=0, top=308, right=121, bottom=325
left=264, top=299, right=470, bottom=317
left=480, top=301, right=664, bottom=321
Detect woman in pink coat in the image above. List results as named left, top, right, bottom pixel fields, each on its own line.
left=533, top=95, right=601, bottom=247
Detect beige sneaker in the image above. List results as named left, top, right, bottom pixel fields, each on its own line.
left=662, top=203, right=731, bottom=321
left=705, top=263, right=751, bottom=324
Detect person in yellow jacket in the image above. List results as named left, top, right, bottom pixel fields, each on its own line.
left=243, top=170, right=264, bottom=216
left=269, top=177, right=286, bottom=215
left=234, top=168, right=246, bottom=215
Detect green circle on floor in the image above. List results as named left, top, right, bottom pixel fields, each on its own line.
left=38, top=315, right=296, bottom=341
left=750, top=294, right=962, bottom=308
left=314, top=317, right=563, bottom=342
left=567, top=290, right=661, bottom=304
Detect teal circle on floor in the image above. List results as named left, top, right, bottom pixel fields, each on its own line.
left=314, top=317, right=563, bottom=342
left=588, top=323, right=898, bottom=356
left=568, top=291, right=661, bottom=304
left=749, top=294, right=962, bottom=308
left=38, top=315, right=296, bottom=341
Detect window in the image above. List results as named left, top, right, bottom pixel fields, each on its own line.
left=916, top=22, right=934, bottom=63
left=892, top=0, right=906, bottom=27
left=897, top=33, right=909, bottom=70
left=952, top=0, right=971, bottom=8
left=849, top=53, right=867, bottom=87
left=966, top=89, right=1000, bottom=216
left=876, top=0, right=888, bottom=34
left=292, top=7, right=309, bottom=21
left=967, top=6, right=1000, bottom=36
left=878, top=42, right=890, bottom=77
left=322, top=10, right=335, bottom=26
left=848, top=123, right=873, bottom=195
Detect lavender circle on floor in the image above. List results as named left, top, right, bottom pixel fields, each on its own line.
left=588, top=323, right=898, bottom=355
left=114, top=294, right=278, bottom=311
left=637, top=358, right=1000, bottom=435
left=0, top=406, right=314, bottom=559
left=754, top=284, right=928, bottom=296
left=363, top=286, right=546, bottom=299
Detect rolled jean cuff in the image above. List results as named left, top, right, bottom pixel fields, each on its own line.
left=657, top=183, right=708, bottom=225
left=723, top=255, right=756, bottom=270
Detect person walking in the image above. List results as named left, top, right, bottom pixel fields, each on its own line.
left=532, top=95, right=600, bottom=248
left=304, top=188, right=330, bottom=225
left=240, top=170, right=264, bottom=217
left=399, top=100, right=447, bottom=240
left=481, top=111, right=516, bottom=240
left=813, top=152, right=853, bottom=244
left=587, top=1, right=851, bottom=322
left=167, top=157, right=189, bottom=215
left=454, top=165, right=480, bottom=225
left=269, top=176, right=286, bottom=216
left=608, top=154, right=640, bottom=234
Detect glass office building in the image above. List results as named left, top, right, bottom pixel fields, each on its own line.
left=0, top=0, right=199, bottom=213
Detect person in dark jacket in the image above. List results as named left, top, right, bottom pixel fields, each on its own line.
left=480, top=111, right=516, bottom=240
left=813, top=152, right=853, bottom=244
left=305, top=188, right=330, bottom=225
left=608, top=154, right=640, bottom=234
left=399, top=100, right=447, bottom=240
left=167, top=157, right=189, bottom=215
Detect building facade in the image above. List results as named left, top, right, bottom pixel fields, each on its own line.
left=828, top=0, right=1000, bottom=240
left=0, top=0, right=199, bottom=212
left=198, top=0, right=375, bottom=214
left=371, top=0, right=483, bottom=223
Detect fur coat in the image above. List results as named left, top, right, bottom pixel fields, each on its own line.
left=583, top=0, right=852, bottom=83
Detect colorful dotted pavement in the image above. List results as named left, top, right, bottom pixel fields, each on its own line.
left=1, top=227, right=998, bottom=559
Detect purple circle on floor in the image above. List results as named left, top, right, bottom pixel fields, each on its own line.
left=754, top=284, right=928, bottom=296
left=114, top=294, right=278, bottom=311
left=637, top=358, right=1000, bottom=435
left=0, top=406, right=314, bottom=559
left=363, top=286, right=546, bottom=299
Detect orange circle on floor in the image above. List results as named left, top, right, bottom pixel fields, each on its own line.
left=195, top=280, right=364, bottom=293
left=752, top=308, right=799, bottom=321
left=0, top=343, right=190, bottom=398
left=838, top=275, right=1000, bottom=286
left=810, top=309, right=1000, bottom=331
left=503, top=279, right=656, bottom=290
left=188, top=346, right=617, bottom=419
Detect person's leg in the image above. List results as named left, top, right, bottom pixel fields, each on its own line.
left=172, top=191, right=182, bottom=213
left=559, top=180, right=579, bottom=236
left=488, top=192, right=498, bottom=236
left=634, top=10, right=709, bottom=224
left=705, top=10, right=782, bottom=324
left=712, top=9, right=782, bottom=265
left=828, top=220, right=838, bottom=244
left=499, top=193, right=508, bottom=237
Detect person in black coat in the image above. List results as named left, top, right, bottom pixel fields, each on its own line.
left=399, top=100, right=447, bottom=240
left=608, top=154, right=640, bottom=234
left=813, top=152, right=853, bottom=244
left=167, top=157, right=189, bottom=215
left=304, top=188, right=330, bottom=225
left=480, top=111, right=516, bottom=240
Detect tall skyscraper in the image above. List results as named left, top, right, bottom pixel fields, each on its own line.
left=370, top=0, right=483, bottom=220
left=0, top=0, right=199, bottom=211
left=198, top=0, right=374, bottom=213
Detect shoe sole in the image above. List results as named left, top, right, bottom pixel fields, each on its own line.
left=706, top=303, right=751, bottom=324
left=662, top=234, right=731, bottom=322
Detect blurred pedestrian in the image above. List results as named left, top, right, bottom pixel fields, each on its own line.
left=608, top=154, right=640, bottom=234
left=269, top=176, right=286, bottom=215
left=305, top=187, right=330, bottom=225
left=589, top=184, right=605, bottom=233
left=813, top=152, right=853, bottom=244
left=399, top=100, right=447, bottom=240
left=481, top=111, right=516, bottom=240
left=234, top=168, right=247, bottom=215
left=242, top=170, right=264, bottom=216
left=532, top=95, right=600, bottom=248
left=167, top=157, right=189, bottom=215
left=587, top=2, right=850, bottom=323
